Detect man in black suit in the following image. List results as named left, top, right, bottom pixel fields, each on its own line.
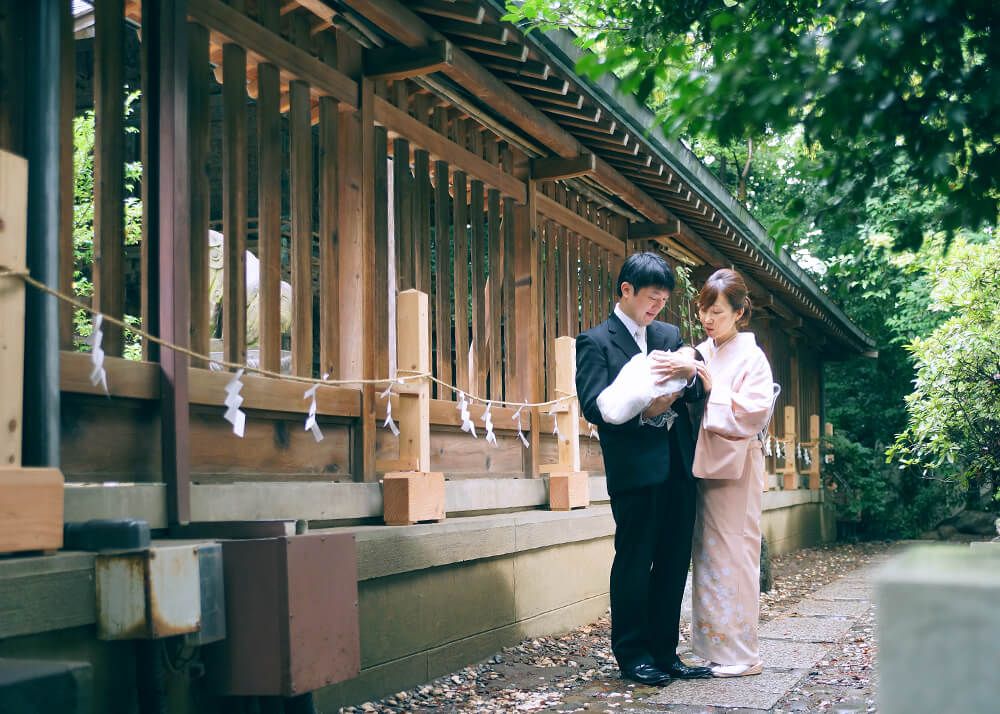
left=575, top=252, right=712, bottom=687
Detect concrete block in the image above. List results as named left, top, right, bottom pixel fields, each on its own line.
left=358, top=557, right=516, bottom=667
left=810, top=580, right=871, bottom=601
left=649, top=670, right=802, bottom=709
left=512, top=506, right=614, bottom=553
left=758, top=639, right=829, bottom=669
left=513, top=540, right=613, bottom=621
left=515, top=594, right=609, bottom=642
left=876, top=545, right=1000, bottom=714
left=0, top=658, right=91, bottom=714
left=786, top=598, right=869, bottom=618
left=313, top=651, right=428, bottom=712
left=969, top=541, right=1000, bottom=554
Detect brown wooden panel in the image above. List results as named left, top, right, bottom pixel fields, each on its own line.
left=451, top=170, right=470, bottom=394
left=222, top=42, right=248, bottom=366
left=188, top=23, right=213, bottom=368
left=486, top=184, right=502, bottom=402
left=432, top=109, right=452, bottom=398
left=500, top=152, right=516, bottom=399
left=543, top=222, right=557, bottom=398
left=392, top=137, right=414, bottom=291
left=290, top=79, right=314, bottom=376
left=61, top=394, right=162, bottom=482
left=469, top=179, right=487, bottom=397
left=95, top=0, right=126, bottom=356
left=413, top=147, right=432, bottom=294
left=372, top=125, right=389, bottom=381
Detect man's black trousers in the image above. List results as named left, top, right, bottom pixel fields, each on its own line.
left=608, top=473, right=697, bottom=670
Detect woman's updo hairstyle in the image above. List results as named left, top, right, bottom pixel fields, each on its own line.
left=697, top=268, right=752, bottom=328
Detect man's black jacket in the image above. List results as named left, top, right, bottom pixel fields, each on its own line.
left=575, top=314, right=705, bottom=496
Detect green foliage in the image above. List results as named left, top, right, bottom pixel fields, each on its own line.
left=505, top=0, right=998, bottom=249
left=72, top=90, right=144, bottom=360
left=823, top=432, right=959, bottom=538
left=888, top=238, right=1000, bottom=501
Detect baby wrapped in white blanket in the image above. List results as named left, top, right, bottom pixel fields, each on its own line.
left=596, top=346, right=697, bottom=425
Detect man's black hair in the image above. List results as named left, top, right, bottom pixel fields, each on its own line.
left=616, top=251, right=675, bottom=297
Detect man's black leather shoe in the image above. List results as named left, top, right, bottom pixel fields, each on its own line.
left=620, top=664, right=672, bottom=686
left=659, top=660, right=713, bottom=679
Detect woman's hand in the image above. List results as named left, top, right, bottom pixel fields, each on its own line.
left=649, top=350, right=696, bottom=383
left=695, top=361, right=713, bottom=392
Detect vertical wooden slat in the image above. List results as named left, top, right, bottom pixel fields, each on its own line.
left=589, top=242, right=600, bottom=330
left=256, top=58, right=282, bottom=371
left=469, top=178, right=486, bottom=396
left=413, top=147, right=431, bottom=294
left=513, top=163, right=543, bottom=476
left=222, top=41, right=247, bottom=366
left=501, top=149, right=516, bottom=400
left=544, top=220, right=557, bottom=398
left=487, top=183, right=502, bottom=401
left=432, top=108, right=451, bottom=397
left=319, top=94, right=341, bottom=377
left=58, top=0, right=74, bottom=350
left=188, top=22, right=211, bottom=367
left=598, top=248, right=608, bottom=324
left=451, top=170, right=470, bottom=394
left=392, top=136, right=413, bottom=291
left=289, top=79, right=313, bottom=376
left=94, top=0, right=125, bottom=356
left=372, top=125, right=389, bottom=381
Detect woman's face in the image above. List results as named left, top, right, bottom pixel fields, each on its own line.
left=699, top=294, right=742, bottom=340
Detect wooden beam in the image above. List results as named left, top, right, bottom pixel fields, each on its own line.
left=529, top=153, right=596, bottom=181
left=535, top=193, right=625, bottom=257
left=222, top=42, right=248, bottom=367
left=363, top=40, right=453, bottom=81
left=0, top=150, right=27, bottom=467
left=373, top=95, right=526, bottom=202
left=411, top=0, right=485, bottom=23
left=188, top=0, right=358, bottom=107
left=628, top=221, right=680, bottom=241
left=459, top=38, right=529, bottom=63
left=480, top=57, right=550, bottom=80
left=435, top=18, right=510, bottom=44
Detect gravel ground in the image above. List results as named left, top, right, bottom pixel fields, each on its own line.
left=341, top=540, right=896, bottom=714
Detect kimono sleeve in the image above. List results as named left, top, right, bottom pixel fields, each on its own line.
left=702, top=350, right=775, bottom=439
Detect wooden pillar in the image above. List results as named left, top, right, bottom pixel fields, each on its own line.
left=144, top=0, right=191, bottom=525
left=782, top=405, right=798, bottom=491
left=0, top=150, right=28, bottom=467
left=808, top=413, right=821, bottom=490
left=540, top=336, right=588, bottom=510
left=513, top=160, right=543, bottom=477
left=381, top=289, right=444, bottom=525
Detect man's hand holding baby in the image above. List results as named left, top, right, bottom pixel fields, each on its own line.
left=648, top=348, right=698, bottom=385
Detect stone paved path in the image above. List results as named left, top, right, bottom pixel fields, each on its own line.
left=545, top=551, right=895, bottom=714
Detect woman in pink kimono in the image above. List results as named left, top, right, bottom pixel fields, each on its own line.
left=690, top=268, right=776, bottom=678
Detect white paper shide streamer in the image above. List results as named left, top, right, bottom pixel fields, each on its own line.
left=303, top=382, right=324, bottom=442
left=512, top=403, right=529, bottom=448
left=588, top=422, right=599, bottom=440
left=457, top=391, right=477, bottom=438
left=763, top=435, right=773, bottom=457
left=88, top=314, right=109, bottom=395
left=549, top=403, right=561, bottom=440
left=481, top=401, right=497, bottom=446
left=380, top=380, right=400, bottom=437
left=223, top=368, right=246, bottom=438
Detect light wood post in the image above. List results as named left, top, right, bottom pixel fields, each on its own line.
left=0, top=149, right=64, bottom=553
left=781, top=405, right=798, bottom=490
left=824, top=422, right=835, bottom=464
left=381, top=289, right=445, bottom=525
left=807, top=413, right=822, bottom=490
left=540, top=336, right=589, bottom=510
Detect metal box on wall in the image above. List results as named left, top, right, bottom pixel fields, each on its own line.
left=95, top=544, right=201, bottom=640
left=208, top=533, right=360, bottom=696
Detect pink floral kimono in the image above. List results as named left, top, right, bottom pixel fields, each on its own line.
left=690, top=332, right=775, bottom=666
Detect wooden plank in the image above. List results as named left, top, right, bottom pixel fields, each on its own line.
left=451, top=170, right=470, bottom=394
left=500, top=149, right=516, bottom=399
left=598, top=248, right=609, bottom=323
left=186, top=23, right=212, bottom=368
left=188, top=0, right=358, bottom=107
left=530, top=153, right=596, bottom=181
left=222, top=42, right=248, bottom=366
left=290, top=78, right=314, bottom=376
left=487, top=182, right=502, bottom=402
left=589, top=241, right=600, bottom=330
left=0, top=150, right=27, bottom=467
left=373, top=95, right=526, bottom=203
left=363, top=39, right=453, bottom=81
left=413, top=147, right=431, bottom=293
left=373, top=125, right=390, bottom=381
left=395, top=290, right=431, bottom=470
left=94, top=0, right=126, bottom=357
left=535, top=192, right=624, bottom=257
left=544, top=221, right=557, bottom=399
left=410, top=0, right=485, bottom=23
left=432, top=108, right=451, bottom=398
left=469, top=179, right=487, bottom=396
left=257, top=59, right=283, bottom=372
left=628, top=220, right=681, bottom=241
left=393, top=136, right=413, bottom=291
left=58, top=1, right=74, bottom=351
